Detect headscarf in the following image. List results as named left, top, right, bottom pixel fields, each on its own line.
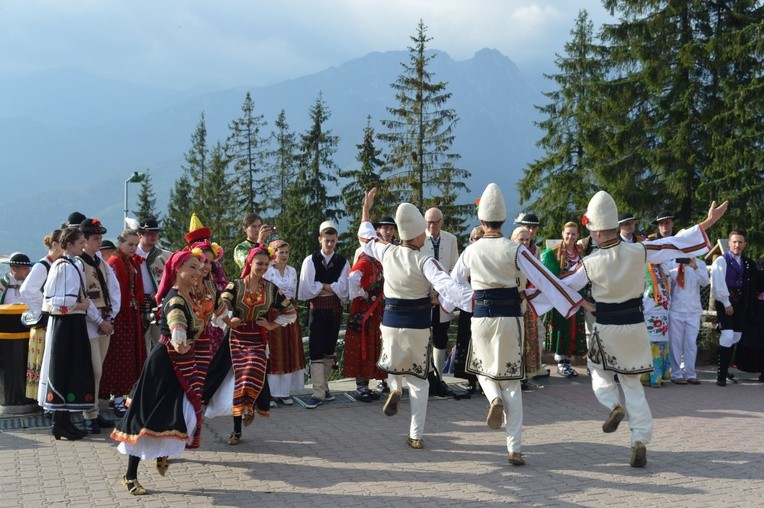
left=186, top=239, right=224, bottom=261
left=156, top=250, right=199, bottom=305
left=241, top=245, right=271, bottom=279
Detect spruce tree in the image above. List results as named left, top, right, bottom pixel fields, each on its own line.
left=339, top=117, right=395, bottom=248
left=699, top=1, right=764, bottom=254
left=134, top=169, right=159, bottom=225
left=164, top=174, right=193, bottom=250
left=267, top=110, right=298, bottom=219
left=227, top=92, right=269, bottom=215
left=279, top=93, right=342, bottom=262
left=518, top=10, right=606, bottom=238
left=379, top=19, right=470, bottom=236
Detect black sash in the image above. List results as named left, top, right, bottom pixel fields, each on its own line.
left=473, top=288, right=522, bottom=318
left=595, top=297, right=644, bottom=325
left=382, top=297, right=432, bottom=329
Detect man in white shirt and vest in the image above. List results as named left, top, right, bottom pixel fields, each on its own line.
left=78, top=218, right=119, bottom=433
left=136, top=217, right=172, bottom=354
left=421, top=208, right=459, bottom=388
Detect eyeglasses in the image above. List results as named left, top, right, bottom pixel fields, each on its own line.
left=426, top=220, right=442, bottom=225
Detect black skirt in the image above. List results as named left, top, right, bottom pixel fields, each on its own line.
left=43, top=314, right=95, bottom=411
left=111, top=343, right=195, bottom=446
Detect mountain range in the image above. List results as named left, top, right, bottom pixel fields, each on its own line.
left=0, top=47, right=547, bottom=258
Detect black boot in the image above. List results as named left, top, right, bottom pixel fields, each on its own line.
left=716, top=346, right=732, bottom=386
left=52, top=412, right=82, bottom=441
left=63, top=411, right=87, bottom=437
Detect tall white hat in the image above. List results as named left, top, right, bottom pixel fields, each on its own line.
left=584, top=191, right=619, bottom=231
left=478, top=183, right=506, bottom=222
left=395, top=203, right=427, bottom=241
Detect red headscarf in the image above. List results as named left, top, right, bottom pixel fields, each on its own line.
left=241, top=245, right=270, bottom=278
left=156, top=250, right=199, bottom=305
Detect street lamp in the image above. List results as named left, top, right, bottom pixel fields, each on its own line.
left=124, top=171, right=146, bottom=225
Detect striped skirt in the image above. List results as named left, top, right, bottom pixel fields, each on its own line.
left=230, top=330, right=268, bottom=418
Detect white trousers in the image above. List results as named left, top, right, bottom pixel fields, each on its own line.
left=588, top=359, right=653, bottom=446
left=83, top=334, right=110, bottom=419
left=388, top=374, right=429, bottom=440
left=478, top=375, right=523, bottom=453
left=668, top=311, right=701, bottom=380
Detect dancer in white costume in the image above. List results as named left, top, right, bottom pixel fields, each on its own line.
left=559, top=191, right=727, bottom=467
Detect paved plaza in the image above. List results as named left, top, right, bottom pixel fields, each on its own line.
left=1, top=365, right=762, bottom=507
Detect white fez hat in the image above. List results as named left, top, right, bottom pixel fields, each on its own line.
left=584, top=191, right=619, bottom=231
left=319, top=220, right=338, bottom=234
left=478, top=183, right=506, bottom=222
left=395, top=203, right=427, bottom=241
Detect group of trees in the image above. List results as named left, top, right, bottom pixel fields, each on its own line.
left=519, top=2, right=764, bottom=255
left=135, top=21, right=470, bottom=272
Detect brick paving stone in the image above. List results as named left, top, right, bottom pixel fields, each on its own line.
left=0, top=367, right=762, bottom=506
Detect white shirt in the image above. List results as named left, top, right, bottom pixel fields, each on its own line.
left=358, top=221, right=472, bottom=313
left=20, top=259, right=54, bottom=317
left=669, top=260, right=710, bottom=314
left=711, top=255, right=742, bottom=309
left=2, top=273, right=25, bottom=304
left=297, top=251, right=350, bottom=302
left=264, top=264, right=298, bottom=300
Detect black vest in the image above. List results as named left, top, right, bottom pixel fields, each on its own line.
left=311, top=252, right=346, bottom=284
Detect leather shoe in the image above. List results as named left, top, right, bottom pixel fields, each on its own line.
left=383, top=390, right=402, bottom=417
left=508, top=452, right=525, bottom=466
left=602, top=405, right=625, bottom=433
left=630, top=441, right=647, bottom=467
left=407, top=437, right=424, bottom=449
left=83, top=418, right=101, bottom=434
left=670, top=378, right=687, bottom=385
left=486, top=398, right=504, bottom=430
left=687, top=378, right=701, bottom=385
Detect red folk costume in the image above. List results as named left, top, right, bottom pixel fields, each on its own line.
left=101, top=252, right=147, bottom=397
left=343, top=252, right=386, bottom=380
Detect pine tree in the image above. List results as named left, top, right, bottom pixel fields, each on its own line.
left=339, top=116, right=395, bottom=248
left=279, top=93, right=342, bottom=262
left=164, top=174, right=193, bottom=250
left=165, top=112, right=209, bottom=249
left=267, top=110, right=298, bottom=219
left=134, top=169, right=158, bottom=224
left=197, top=141, right=240, bottom=276
left=600, top=1, right=715, bottom=223
left=518, top=10, right=606, bottom=238
left=379, top=19, right=470, bottom=236
left=227, top=92, right=269, bottom=215
left=699, top=1, right=764, bottom=254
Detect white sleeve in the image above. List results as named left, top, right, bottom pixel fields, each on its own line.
left=517, top=245, right=583, bottom=318
left=297, top=257, right=323, bottom=301
left=330, top=262, right=350, bottom=301
left=696, top=262, right=710, bottom=288
left=19, top=263, right=47, bottom=313
left=105, top=263, right=121, bottom=320
left=170, top=325, right=188, bottom=348
left=423, top=258, right=473, bottom=312
left=711, top=257, right=730, bottom=308
left=348, top=269, right=367, bottom=301
left=273, top=313, right=298, bottom=326
left=450, top=253, right=470, bottom=285
left=644, top=225, right=711, bottom=264
left=43, top=262, right=81, bottom=311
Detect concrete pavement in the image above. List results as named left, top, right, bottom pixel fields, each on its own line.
left=1, top=364, right=762, bottom=507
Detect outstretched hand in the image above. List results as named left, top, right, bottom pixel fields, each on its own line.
left=361, top=187, right=378, bottom=222
left=700, top=200, right=729, bottom=231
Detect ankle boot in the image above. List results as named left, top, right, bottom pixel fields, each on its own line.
left=63, top=411, right=87, bottom=437
left=52, top=412, right=82, bottom=441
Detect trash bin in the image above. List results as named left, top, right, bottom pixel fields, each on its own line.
left=0, top=303, right=37, bottom=414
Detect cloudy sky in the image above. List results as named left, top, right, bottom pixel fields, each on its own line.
left=0, top=1, right=613, bottom=90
